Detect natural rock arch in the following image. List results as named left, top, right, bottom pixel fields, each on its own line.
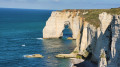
left=60, top=21, right=72, bottom=38
left=43, top=11, right=81, bottom=39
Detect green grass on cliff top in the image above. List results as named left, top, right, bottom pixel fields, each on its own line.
left=60, top=8, right=120, bottom=28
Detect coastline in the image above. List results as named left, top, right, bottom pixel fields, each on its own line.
left=70, top=58, right=97, bottom=67
left=70, top=58, right=84, bottom=67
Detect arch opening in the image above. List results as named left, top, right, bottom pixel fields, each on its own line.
left=62, top=22, right=73, bottom=39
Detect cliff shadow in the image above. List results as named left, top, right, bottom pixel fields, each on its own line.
left=83, top=19, right=114, bottom=63
left=73, top=60, right=97, bottom=67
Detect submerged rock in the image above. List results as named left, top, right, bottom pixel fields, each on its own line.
left=24, top=54, right=43, bottom=58
left=55, top=54, right=76, bottom=58
left=67, top=37, right=74, bottom=40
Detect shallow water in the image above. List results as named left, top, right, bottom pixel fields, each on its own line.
left=0, top=8, right=76, bottom=67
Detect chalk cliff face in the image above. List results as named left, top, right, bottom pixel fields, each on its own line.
left=90, top=12, right=112, bottom=62
left=107, top=15, right=120, bottom=67
left=43, top=10, right=120, bottom=67
left=43, top=11, right=81, bottom=39
left=78, top=13, right=120, bottom=67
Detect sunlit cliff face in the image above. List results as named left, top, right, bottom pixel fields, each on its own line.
left=43, top=11, right=81, bottom=39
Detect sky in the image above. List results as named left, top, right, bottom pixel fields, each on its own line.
left=0, top=0, right=120, bottom=10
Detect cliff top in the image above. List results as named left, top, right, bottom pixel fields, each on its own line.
left=57, top=8, right=120, bottom=28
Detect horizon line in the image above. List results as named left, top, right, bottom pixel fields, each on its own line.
left=0, top=7, right=58, bottom=11
left=0, top=7, right=119, bottom=10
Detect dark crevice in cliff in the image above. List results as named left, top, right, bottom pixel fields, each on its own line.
left=107, top=25, right=112, bottom=61
left=107, top=16, right=115, bottom=61
left=79, top=23, right=84, bottom=52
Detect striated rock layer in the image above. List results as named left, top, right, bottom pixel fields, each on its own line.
left=43, top=10, right=120, bottom=67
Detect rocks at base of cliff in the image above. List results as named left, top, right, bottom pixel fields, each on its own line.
left=98, top=49, right=107, bottom=67
left=70, top=58, right=84, bottom=67
left=71, top=58, right=97, bottom=67
left=67, top=37, right=75, bottom=40
left=55, top=54, right=76, bottom=58
left=24, top=54, right=44, bottom=58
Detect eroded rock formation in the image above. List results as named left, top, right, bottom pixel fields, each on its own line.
left=43, top=10, right=120, bottom=67
left=78, top=13, right=120, bottom=67
left=107, top=15, right=120, bottom=67
left=43, top=11, right=81, bottom=39
left=99, top=49, right=107, bottom=67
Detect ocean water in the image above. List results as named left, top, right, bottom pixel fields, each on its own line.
left=0, top=8, right=76, bottom=67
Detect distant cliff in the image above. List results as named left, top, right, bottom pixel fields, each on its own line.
left=43, top=8, right=120, bottom=67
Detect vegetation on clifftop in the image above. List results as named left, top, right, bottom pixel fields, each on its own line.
left=60, top=8, right=120, bottom=28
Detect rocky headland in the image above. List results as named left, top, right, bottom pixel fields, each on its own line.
left=43, top=8, right=120, bottom=67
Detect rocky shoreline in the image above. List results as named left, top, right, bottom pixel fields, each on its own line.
left=43, top=8, right=120, bottom=67
left=70, top=58, right=97, bottom=67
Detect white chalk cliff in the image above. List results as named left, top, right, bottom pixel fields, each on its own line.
left=43, top=11, right=81, bottom=39
left=43, top=10, right=120, bottom=67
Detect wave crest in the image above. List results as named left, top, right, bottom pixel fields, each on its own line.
left=36, top=38, right=43, bottom=40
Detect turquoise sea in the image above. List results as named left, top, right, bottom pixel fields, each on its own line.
left=0, top=8, right=76, bottom=67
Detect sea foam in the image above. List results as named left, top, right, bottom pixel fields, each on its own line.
left=36, top=38, right=43, bottom=40
left=22, top=44, right=25, bottom=47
